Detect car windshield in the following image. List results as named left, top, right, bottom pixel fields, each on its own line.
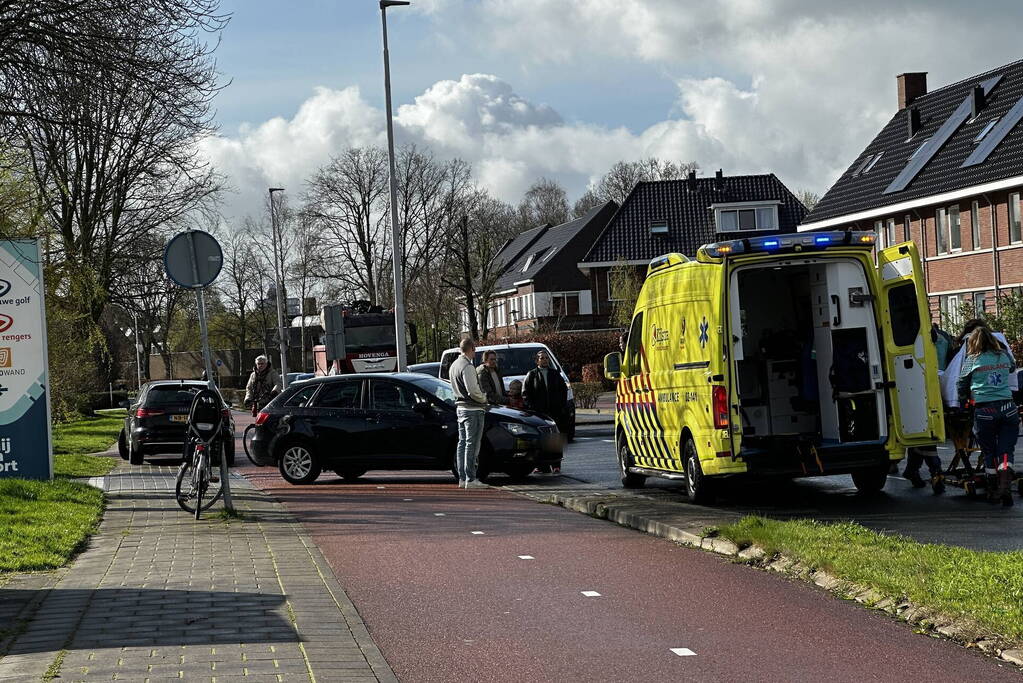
left=145, top=385, right=203, bottom=408
left=407, top=376, right=456, bottom=406
left=477, top=348, right=560, bottom=376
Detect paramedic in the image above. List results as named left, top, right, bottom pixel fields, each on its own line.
left=957, top=326, right=1018, bottom=507
left=903, top=324, right=953, bottom=491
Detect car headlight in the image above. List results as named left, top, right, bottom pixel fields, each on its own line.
left=501, top=422, right=540, bottom=436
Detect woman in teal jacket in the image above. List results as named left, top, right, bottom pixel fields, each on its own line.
left=957, top=326, right=1017, bottom=506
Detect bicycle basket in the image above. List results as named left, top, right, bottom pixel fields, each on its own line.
left=188, top=389, right=223, bottom=441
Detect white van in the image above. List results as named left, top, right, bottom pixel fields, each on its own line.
left=439, top=342, right=576, bottom=440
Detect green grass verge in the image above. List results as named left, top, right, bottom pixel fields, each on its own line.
left=719, top=516, right=1023, bottom=641
left=51, top=410, right=124, bottom=478
left=0, top=479, right=104, bottom=572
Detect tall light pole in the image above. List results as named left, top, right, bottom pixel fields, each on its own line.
left=380, top=0, right=410, bottom=371
left=268, top=187, right=290, bottom=388
left=111, top=302, right=143, bottom=390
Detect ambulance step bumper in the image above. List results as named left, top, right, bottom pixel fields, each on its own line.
left=629, top=466, right=686, bottom=480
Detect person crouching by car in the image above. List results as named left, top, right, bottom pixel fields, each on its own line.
left=477, top=350, right=508, bottom=405
left=450, top=337, right=489, bottom=489
left=958, top=326, right=1018, bottom=507
left=507, top=380, right=525, bottom=410
left=244, top=355, right=282, bottom=417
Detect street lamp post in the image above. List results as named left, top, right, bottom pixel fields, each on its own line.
left=111, top=302, right=143, bottom=390
left=380, top=0, right=410, bottom=371
left=268, top=187, right=290, bottom=388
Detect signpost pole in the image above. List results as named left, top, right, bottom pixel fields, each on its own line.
left=184, top=230, right=233, bottom=512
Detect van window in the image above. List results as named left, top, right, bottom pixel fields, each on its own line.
left=888, top=282, right=920, bottom=347
left=625, top=312, right=644, bottom=376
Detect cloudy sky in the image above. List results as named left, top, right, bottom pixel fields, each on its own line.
left=204, top=0, right=1023, bottom=223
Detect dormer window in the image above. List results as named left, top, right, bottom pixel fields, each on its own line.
left=712, top=201, right=780, bottom=233
left=974, top=118, right=999, bottom=143
left=649, top=220, right=668, bottom=235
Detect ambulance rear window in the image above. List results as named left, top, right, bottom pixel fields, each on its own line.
left=888, top=282, right=920, bottom=346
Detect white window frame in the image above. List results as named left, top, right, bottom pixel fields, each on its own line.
left=712, top=201, right=781, bottom=234
left=550, top=291, right=581, bottom=317
left=1011, top=192, right=1022, bottom=244
left=971, top=200, right=981, bottom=251
left=935, top=208, right=949, bottom=255
left=948, top=204, right=961, bottom=253
left=940, top=294, right=964, bottom=327
left=649, top=220, right=669, bottom=235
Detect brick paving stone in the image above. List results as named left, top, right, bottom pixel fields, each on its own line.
left=0, top=460, right=395, bottom=682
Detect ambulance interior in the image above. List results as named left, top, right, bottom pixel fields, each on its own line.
left=729, top=259, right=887, bottom=445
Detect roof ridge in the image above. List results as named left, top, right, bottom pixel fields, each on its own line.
left=637, top=173, right=778, bottom=186
left=912, top=57, right=1023, bottom=102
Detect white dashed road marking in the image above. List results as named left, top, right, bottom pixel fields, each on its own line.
left=402, top=498, right=413, bottom=501
left=602, top=439, right=614, bottom=443
left=517, top=555, right=534, bottom=560
left=471, top=531, right=485, bottom=535
left=581, top=591, right=601, bottom=597
left=670, top=648, right=697, bottom=657
left=376, top=486, right=386, bottom=489
left=434, top=513, right=446, bottom=517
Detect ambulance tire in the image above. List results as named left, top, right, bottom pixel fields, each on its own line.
left=851, top=463, right=888, bottom=495
left=684, top=438, right=715, bottom=504
left=618, top=441, right=645, bottom=488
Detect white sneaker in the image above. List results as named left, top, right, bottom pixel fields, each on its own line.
left=467, top=480, right=487, bottom=489
left=458, top=479, right=466, bottom=488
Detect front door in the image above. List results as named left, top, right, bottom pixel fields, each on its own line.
left=876, top=243, right=945, bottom=445
left=309, top=379, right=372, bottom=468
left=367, top=379, right=443, bottom=468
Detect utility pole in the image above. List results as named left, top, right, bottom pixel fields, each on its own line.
left=380, top=0, right=410, bottom=370
left=269, top=187, right=290, bottom=388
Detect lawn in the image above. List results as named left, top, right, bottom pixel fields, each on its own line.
left=0, top=411, right=124, bottom=573
left=720, top=516, right=1023, bottom=642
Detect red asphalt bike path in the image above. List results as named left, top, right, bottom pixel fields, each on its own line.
left=236, top=458, right=1019, bottom=682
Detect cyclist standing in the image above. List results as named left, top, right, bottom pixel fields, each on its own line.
left=244, top=355, right=282, bottom=417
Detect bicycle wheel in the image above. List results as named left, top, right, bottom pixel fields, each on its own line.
left=175, top=447, right=224, bottom=514
left=243, top=423, right=259, bottom=466
left=194, top=450, right=207, bottom=520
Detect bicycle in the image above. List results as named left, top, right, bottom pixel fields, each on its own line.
left=243, top=422, right=258, bottom=465
left=175, top=389, right=226, bottom=519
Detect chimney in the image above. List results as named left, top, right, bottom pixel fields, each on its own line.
left=906, top=106, right=921, bottom=139
left=971, top=84, right=986, bottom=119
left=897, top=72, right=927, bottom=110
left=714, top=169, right=724, bottom=191
left=686, top=169, right=697, bottom=192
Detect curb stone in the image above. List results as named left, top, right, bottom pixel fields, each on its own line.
left=508, top=486, right=1023, bottom=670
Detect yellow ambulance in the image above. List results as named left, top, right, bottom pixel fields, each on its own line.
left=604, top=230, right=944, bottom=502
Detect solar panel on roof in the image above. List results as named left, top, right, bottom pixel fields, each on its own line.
left=884, top=75, right=1002, bottom=194
left=962, top=95, right=1023, bottom=168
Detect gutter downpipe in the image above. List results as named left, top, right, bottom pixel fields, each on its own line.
left=982, top=193, right=999, bottom=312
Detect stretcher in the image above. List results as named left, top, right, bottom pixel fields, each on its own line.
left=941, top=406, right=1023, bottom=498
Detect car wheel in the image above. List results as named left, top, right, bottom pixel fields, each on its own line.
left=278, top=441, right=321, bottom=485
left=505, top=464, right=533, bottom=482
left=618, top=438, right=646, bottom=488
left=117, top=429, right=129, bottom=460
left=684, top=438, right=714, bottom=504
left=335, top=468, right=367, bottom=482
left=851, top=463, right=888, bottom=494
left=129, top=440, right=144, bottom=466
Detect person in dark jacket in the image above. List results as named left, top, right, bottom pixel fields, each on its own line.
left=523, top=350, right=568, bottom=426
left=476, top=350, right=507, bottom=405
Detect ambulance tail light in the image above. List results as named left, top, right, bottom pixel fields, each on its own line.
left=712, top=386, right=729, bottom=429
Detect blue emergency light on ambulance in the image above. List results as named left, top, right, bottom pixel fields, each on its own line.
left=605, top=230, right=944, bottom=503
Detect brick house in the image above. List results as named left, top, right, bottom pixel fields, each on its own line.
left=800, top=60, right=1023, bottom=324
left=475, top=201, right=619, bottom=339
left=577, top=171, right=808, bottom=322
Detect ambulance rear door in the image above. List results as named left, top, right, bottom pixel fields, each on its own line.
left=876, top=242, right=945, bottom=445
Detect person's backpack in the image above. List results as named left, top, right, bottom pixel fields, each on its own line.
left=830, top=338, right=871, bottom=394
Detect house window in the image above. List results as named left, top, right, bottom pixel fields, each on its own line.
left=649, top=220, right=668, bottom=235
left=1011, top=193, right=1022, bottom=244
left=972, top=291, right=987, bottom=313
left=551, top=293, right=580, bottom=317
left=903, top=215, right=912, bottom=241
left=974, top=118, right=999, bottom=142
left=935, top=208, right=949, bottom=255
left=886, top=218, right=897, bottom=246
left=715, top=205, right=778, bottom=232
left=873, top=220, right=883, bottom=246
left=522, top=248, right=548, bottom=272
left=940, top=294, right=963, bottom=327
left=948, top=205, right=961, bottom=251
left=971, top=200, right=981, bottom=250
left=863, top=151, right=884, bottom=174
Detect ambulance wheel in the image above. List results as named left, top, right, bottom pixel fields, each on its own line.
left=852, top=463, right=888, bottom=494
left=684, top=438, right=714, bottom=504
left=618, top=441, right=645, bottom=488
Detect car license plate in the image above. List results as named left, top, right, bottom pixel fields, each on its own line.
left=170, top=414, right=188, bottom=423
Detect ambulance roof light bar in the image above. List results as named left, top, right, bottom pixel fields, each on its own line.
left=699, top=231, right=876, bottom=260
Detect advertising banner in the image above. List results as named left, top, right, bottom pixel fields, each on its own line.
left=0, top=240, right=52, bottom=480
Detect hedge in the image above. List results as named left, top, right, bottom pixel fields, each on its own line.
left=495, top=330, right=620, bottom=382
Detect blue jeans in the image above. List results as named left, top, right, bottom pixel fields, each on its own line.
left=456, top=408, right=485, bottom=481
left=973, top=400, right=1018, bottom=472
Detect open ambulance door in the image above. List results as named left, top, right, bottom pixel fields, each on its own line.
left=876, top=243, right=945, bottom=446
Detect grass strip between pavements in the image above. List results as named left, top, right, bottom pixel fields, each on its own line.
left=0, top=410, right=123, bottom=573
left=718, top=516, right=1023, bottom=642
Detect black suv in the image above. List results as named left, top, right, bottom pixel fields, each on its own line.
left=247, top=373, right=563, bottom=484
left=118, top=381, right=235, bottom=466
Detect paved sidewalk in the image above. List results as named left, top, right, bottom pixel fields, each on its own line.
left=0, top=460, right=396, bottom=682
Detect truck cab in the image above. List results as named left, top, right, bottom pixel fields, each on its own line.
left=605, top=230, right=944, bottom=501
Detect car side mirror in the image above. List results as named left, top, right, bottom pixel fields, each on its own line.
left=604, top=352, right=623, bottom=381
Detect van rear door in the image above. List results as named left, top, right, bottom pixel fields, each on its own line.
left=876, top=243, right=945, bottom=445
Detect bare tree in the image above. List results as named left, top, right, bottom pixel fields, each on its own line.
left=571, top=188, right=605, bottom=219
left=796, top=189, right=821, bottom=210
left=287, top=211, right=322, bottom=372
left=304, top=147, right=390, bottom=303
left=580, top=158, right=700, bottom=210
left=516, top=177, right=569, bottom=229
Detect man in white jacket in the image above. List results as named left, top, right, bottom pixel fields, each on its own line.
left=449, top=337, right=488, bottom=488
